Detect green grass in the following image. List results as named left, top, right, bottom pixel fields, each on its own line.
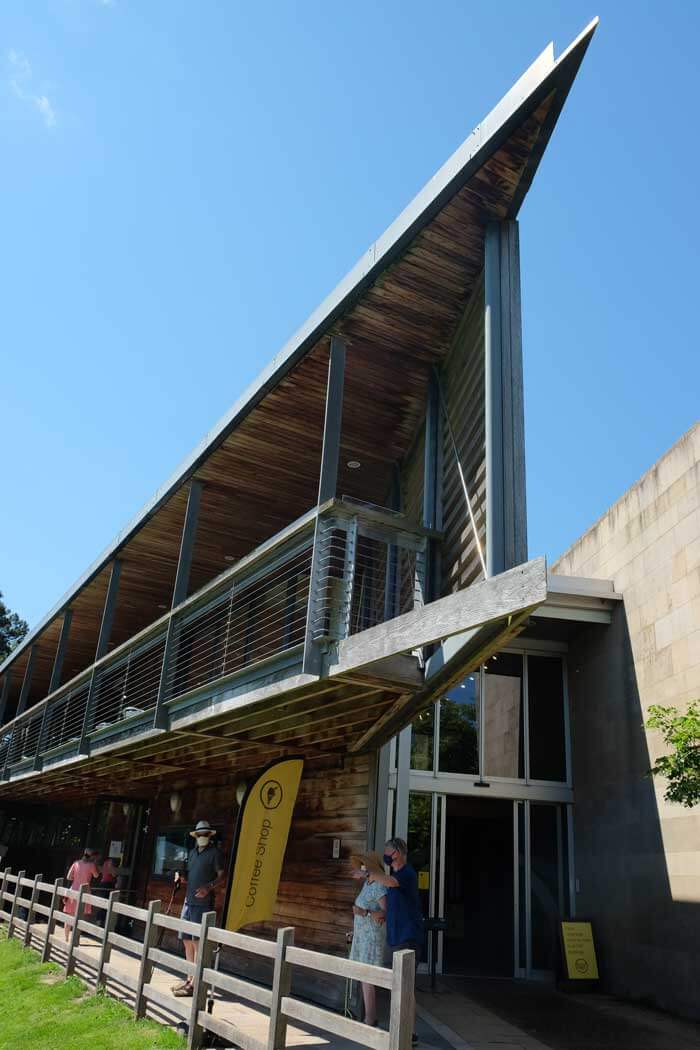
left=0, top=934, right=184, bottom=1050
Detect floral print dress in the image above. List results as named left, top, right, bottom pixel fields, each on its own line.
left=349, top=877, right=387, bottom=967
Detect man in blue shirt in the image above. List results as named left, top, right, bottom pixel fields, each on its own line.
left=371, top=836, right=424, bottom=1041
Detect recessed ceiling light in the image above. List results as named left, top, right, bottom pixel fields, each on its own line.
left=224, top=555, right=236, bottom=562
left=347, top=460, right=361, bottom=470
left=157, top=603, right=168, bottom=610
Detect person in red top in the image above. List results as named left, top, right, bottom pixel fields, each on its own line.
left=63, top=849, right=99, bottom=942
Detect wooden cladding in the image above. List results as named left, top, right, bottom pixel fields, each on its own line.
left=440, top=276, right=487, bottom=595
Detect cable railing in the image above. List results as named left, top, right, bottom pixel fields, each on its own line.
left=1, top=500, right=433, bottom=780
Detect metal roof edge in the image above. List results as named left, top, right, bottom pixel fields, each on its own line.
left=1, top=19, right=598, bottom=678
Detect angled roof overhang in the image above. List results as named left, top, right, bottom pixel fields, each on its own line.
left=0, top=20, right=598, bottom=715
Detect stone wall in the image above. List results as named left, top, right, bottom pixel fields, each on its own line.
left=554, top=421, right=700, bottom=1019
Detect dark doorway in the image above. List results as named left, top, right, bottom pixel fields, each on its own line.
left=443, top=796, right=513, bottom=976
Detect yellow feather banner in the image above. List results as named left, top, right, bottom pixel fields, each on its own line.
left=224, top=757, right=304, bottom=932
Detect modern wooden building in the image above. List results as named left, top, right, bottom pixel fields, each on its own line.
left=11, top=17, right=696, bottom=1015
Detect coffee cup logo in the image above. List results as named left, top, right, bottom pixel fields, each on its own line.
left=260, top=779, right=283, bottom=810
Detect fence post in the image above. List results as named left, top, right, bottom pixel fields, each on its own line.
left=267, top=926, right=295, bottom=1050
left=65, top=884, right=85, bottom=977
left=187, top=911, right=217, bottom=1050
left=7, top=869, right=25, bottom=940
left=134, top=898, right=161, bottom=1018
left=41, top=878, right=62, bottom=963
left=388, top=948, right=415, bottom=1050
left=23, top=873, right=43, bottom=948
left=95, top=890, right=120, bottom=988
left=0, top=867, right=10, bottom=923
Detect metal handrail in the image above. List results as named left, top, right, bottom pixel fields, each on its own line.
left=1, top=499, right=435, bottom=779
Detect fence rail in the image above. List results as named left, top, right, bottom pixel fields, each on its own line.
left=0, top=499, right=431, bottom=781
left=0, top=866, right=415, bottom=1050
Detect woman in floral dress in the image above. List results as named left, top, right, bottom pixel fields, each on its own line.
left=349, top=852, right=387, bottom=1027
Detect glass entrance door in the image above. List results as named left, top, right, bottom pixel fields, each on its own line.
left=419, top=793, right=573, bottom=978
left=443, top=796, right=514, bottom=975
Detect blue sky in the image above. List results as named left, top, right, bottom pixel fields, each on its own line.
left=1, top=2, right=698, bottom=626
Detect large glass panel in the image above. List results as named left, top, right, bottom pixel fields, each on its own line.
left=411, top=705, right=435, bottom=771
left=438, top=674, right=480, bottom=774
left=528, top=655, right=567, bottom=782
left=530, top=804, right=561, bottom=971
left=483, top=653, right=524, bottom=778
left=407, top=793, right=433, bottom=962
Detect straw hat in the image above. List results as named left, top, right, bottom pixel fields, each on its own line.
left=189, top=820, right=216, bottom=838
left=350, top=850, right=385, bottom=876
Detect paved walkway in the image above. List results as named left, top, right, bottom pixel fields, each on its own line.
left=416, top=977, right=700, bottom=1050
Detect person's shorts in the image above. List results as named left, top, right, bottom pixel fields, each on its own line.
left=178, top=901, right=207, bottom=941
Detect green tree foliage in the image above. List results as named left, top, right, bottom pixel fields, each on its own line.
left=647, top=701, right=700, bottom=808
left=0, top=592, right=28, bottom=663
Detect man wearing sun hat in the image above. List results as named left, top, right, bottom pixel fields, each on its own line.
left=171, top=819, right=225, bottom=997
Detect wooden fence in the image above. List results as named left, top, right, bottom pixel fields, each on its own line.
left=0, top=868, right=415, bottom=1050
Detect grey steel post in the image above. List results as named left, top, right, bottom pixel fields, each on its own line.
left=303, top=337, right=347, bottom=675
left=383, top=463, right=401, bottom=622
left=152, top=617, right=177, bottom=730
left=317, top=336, right=347, bottom=504
left=422, top=372, right=443, bottom=602
left=0, top=671, right=12, bottom=726
left=15, top=646, right=37, bottom=718
left=484, top=220, right=527, bottom=577
left=95, top=559, right=122, bottom=662
left=78, top=559, right=121, bottom=753
left=49, top=608, right=73, bottom=695
left=172, top=478, right=203, bottom=607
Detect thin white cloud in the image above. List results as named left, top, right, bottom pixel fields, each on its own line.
left=7, top=49, right=57, bottom=129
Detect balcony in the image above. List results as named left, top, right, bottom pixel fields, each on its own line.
left=0, top=499, right=431, bottom=781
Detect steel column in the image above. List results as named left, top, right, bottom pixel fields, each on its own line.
left=49, top=608, right=72, bottom=695
left=172, top=479, right=203, bottom=607
left=394, top=725, right=411, bottom=842
left=423, top=373, right=443, bottom=601
left=317, top=336, right=347, bottom=504
left=303, top=338, right=347, bottom=675
left=15, top=645, right=37, bottom=718
left=95, top=560, right=122, bottom=663
left=79, top=559, right=121, bottom=752
left=0, top=671, right=12, bottom=725
left=484, top=220, right=527, bottom=576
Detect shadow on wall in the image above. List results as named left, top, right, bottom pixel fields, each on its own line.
left=568, top=602, right=699, bottom=1022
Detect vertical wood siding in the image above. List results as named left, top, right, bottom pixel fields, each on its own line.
left=440, top=276, right=487, bottom=595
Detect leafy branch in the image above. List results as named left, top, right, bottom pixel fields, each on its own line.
left=646, top=701, right=700, bottom=808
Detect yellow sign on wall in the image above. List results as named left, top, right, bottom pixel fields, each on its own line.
left=561, top=921, right=599, bottom=980
left=418, top=870, right=430, bottom=891
left=224, top=757, right=304, bottom=932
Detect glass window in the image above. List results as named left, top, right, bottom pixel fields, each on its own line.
left=483, top=653, right=524, bottom=779
left=528, top=656, right=567, bottom=782
left=411, top=705, right=435, bottom=771
left=152, top=825, right=191, bottom=878
left=438, top=674, right=480, bottom=774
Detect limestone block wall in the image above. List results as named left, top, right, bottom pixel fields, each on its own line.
left=553, top=421, right=700, bottom=1019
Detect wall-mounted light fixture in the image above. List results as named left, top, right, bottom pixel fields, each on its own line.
left=235, top=781, right=247, bottom=806
left=170, top=791, right=183, bottom=815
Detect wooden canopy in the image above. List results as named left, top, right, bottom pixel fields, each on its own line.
left=0, top=22, right=597, bottom=723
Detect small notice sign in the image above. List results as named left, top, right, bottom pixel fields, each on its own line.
left=560, top=921, right=599, bottom=980
left=418, top=870, right=430, bottom=891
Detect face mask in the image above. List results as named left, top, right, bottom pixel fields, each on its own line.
left=383, top=853, right=393, bottom=867
left=196, top=835, right=210, bottom=847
